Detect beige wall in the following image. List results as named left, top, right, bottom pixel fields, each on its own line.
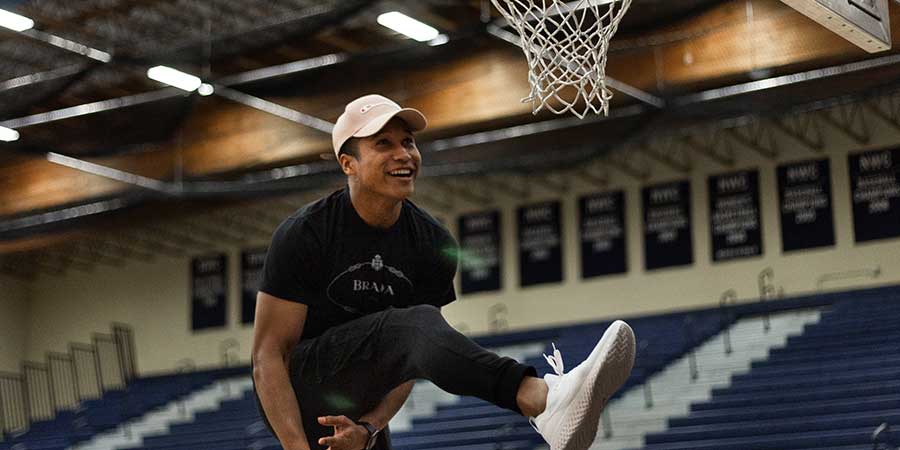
left=442, top=119, right=900, bottom=334
left=0, top=274, right=30, bottom=371
left=21, top=107, right=900, bottom=375
left=26, top=245, right=264, bottom=375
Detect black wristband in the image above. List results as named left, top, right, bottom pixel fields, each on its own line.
left=354, top=420, right=379, bottom=450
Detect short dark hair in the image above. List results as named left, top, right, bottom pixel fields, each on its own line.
left=338, top=138, right=360, bottom=159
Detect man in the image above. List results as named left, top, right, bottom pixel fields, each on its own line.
left=252, top=94, right=636, bottom=450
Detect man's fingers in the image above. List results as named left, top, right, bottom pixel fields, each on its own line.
left=318, top=415, right=353, bottom=426
left=318, top=436, right=337, bottom=446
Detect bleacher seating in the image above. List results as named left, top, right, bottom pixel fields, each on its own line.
left=0, top=367, right=246, bottom=450
left=637, top=289, right=900, bottom=450
left=99, top=309, right=727, bottom=450
left=9, top=284, right=900, bottom=450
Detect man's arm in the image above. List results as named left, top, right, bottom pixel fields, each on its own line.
left=316, top=380, right=416, bottom=450
left=252, top=292, right=309, bottom=450
left=359, top=380, right=416, bottom=430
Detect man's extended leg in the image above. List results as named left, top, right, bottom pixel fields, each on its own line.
left=374, top=304, right=538, bottom=413
left=290, top=304, right=635, bottom=450
left=368, top=305, right=636, bottom=450
left=285, top=303, right=538, bottom=448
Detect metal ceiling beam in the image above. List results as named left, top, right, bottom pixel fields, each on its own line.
left=45, top=152, right=173, bottom=193
left=572, top=166, right=610, bottom=187
left=0, top=5, right=355, bottom=138
left=605, top=149, right=651, bottom=180
left=674, top=52, right=900, bottom=106
left=680, top=130, right=735, bottom=167
left=817, top=103, right=871, bottom=145
left=19, top=29, right=112, bottom=63
left=8, top=48, right=900, bottom=236
left=0, top=196, right=141, bottom=234
left=429, top=103, right=647, bottom=151
left=529, top=173, right=570, bottom=194
left=769, top=115, right=825, bottom=152
left=0, top=64, right=86, bottom=92
left=1, top=89, right=183, bottom=129
left=215, top=53, right=349, bottom=86
left=865, top=92, right=900, bottom=132
left=725, top=120, right=779, bottom=159
left=7, top=37, right=893, bottom=134
left=2, top=2, right=342, bottom=85
left=214, top=86, right=334, bottom=133
left=639, top=140, right=693, bottom=173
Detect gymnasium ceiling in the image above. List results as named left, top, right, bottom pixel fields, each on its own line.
left=2, top=0, right=900, bottom=277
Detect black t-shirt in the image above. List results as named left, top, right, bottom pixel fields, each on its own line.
left=260, top=188, right=459, bottom=340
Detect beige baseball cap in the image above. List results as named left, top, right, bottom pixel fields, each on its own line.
left=332, top=94, right=427, bottom=158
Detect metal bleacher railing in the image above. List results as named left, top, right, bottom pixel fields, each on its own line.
left=758, top=267, right=777, bottom=332
left=872, top=422, right=898, bottom=450
left=719, top=289, right=738, bottom=355
left=0, top=322, right=136, bottom=441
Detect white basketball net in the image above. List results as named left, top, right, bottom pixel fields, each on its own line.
left=491, top=0, right=632, bottom=118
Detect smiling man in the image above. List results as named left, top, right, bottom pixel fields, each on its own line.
left=251, top=94, right=636, bottom=450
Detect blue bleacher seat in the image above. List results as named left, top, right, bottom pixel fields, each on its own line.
left=638, top=289, right=900, bottom=450
left=13, top=284, right=900, bottom=450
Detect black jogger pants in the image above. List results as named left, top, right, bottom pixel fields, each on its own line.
left=255, top=304, right=536, bottom=450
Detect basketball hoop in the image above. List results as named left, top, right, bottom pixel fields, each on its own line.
left=491, top=0, right=632, bottom=118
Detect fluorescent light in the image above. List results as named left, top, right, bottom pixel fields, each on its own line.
left=377, top=11, right=439, bottom=42
left=0, top=126, right=19, bottom=142
left=428, top=34, right=450, bottom=46
left=147, top=66, right=202, bottom=92
left=197, top=83, right=215, bottom=96
left=0, top=8, right=34, bottom=32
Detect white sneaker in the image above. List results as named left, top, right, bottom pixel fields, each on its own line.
left=530, top=320, right=636, bottom=450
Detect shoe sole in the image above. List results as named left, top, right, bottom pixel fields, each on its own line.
left=555, top=320, right=636, bottom=450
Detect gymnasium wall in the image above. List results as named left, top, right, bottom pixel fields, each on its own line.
left=441, top=124, right=900, bottom=334
left=0, top=274, right=30, bottom=372
left=25, top=248, right=261, bottom=375
left=20, top=112, right=900, bottom=375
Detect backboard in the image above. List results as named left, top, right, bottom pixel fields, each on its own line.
left=781, top=0, right=891, bottom=53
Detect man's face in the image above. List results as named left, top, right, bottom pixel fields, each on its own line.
left=342, top=117, right=422, bottom=201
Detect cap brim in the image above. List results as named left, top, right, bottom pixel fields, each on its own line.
left=352, top=108, right=427, bottom=139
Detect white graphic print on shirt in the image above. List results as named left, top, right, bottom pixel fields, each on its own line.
left=326, top=254, right=414, bottom=314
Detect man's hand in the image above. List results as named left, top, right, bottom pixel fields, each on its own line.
left=317, top=415, right=370, bottom=450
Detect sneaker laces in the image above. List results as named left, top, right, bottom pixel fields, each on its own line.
left=543, top=343, right=565, bottom=376
left=529, top=343, right=565, bottom=434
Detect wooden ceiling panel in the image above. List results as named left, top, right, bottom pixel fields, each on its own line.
left=4, top=0, right=900, bottom=251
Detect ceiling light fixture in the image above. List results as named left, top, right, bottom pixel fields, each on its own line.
left=0, top=8, right=34, bottom=32
left=0, top=126, right=19, bottom=142
left=377, top=11, right=439, bottom=42
left=146, top=66, right=203, bottom=92
left=428, top=34, right=450, bottom=46
left=197, top=83, right=215, bottom=96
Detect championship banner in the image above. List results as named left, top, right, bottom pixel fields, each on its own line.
left=579, top=191, right=627, bottom=278
left=241, top=247, right=267, bottom=324
left=848, top=148, right=900, bottom=242
left=643, top=181, right=693, bottom=270
left=191, top=254, right=228, bottom=331
left=708, top=170, right=763, bottom=262
left=458, top=211, right=502, bottom=294
left=517, top=201, right=563, bottom=286
left=777, top=159, right=835, bottom=252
